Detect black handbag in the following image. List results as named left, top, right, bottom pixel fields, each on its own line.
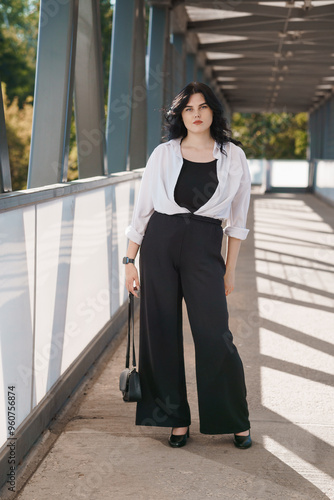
left=119, top=292, right=142, bottom=402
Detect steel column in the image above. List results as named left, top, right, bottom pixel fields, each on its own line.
left=319, top=105, right=325, bottom=158
left=128, top=0, right=147, bottom=171
left=323, top=100, right=330, bottom=159
left=309, top=111, right=315, bottom=161
left=186, top=53, right=196, bottom=85
left=147, top=4, right=169, bottom=155
left=171, top=33, right=185, bottom=95
left=329, top=95, right=334, bottom=159
left=28, top=0, right=79, bottom=188
left=220, top=92, right=231, bottom=123
left=0, top=80, right=12, bottom=192
left=197, top=66, right=204, bottom=82
left=74, top=0, right=107, bottom=178
left=106, top=0, right=136, bottom=173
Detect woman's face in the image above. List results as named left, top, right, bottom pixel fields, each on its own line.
left=181, top=93, right=213, bottom=134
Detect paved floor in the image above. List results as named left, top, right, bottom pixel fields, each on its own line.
left=5, top=193, right=334, bottom=500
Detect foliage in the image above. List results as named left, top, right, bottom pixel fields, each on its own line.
left=0, top=0, right=39, bottom=107
left=2, top=83, right=32, bottom=190
left=1, top=1, right=114, bottom=189
left=231, top=112, right=308, bottom=159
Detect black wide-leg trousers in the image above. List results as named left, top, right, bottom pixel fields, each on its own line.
left=136, top=211, right=250, bottom=434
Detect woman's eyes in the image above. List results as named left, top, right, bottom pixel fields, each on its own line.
left=185, top=105, right=208, bottom=111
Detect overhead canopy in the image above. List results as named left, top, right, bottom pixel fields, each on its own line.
left=176, top=0, right=334, bottom=113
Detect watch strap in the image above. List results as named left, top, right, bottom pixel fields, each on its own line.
left=123, top=257, right=135, bottom=264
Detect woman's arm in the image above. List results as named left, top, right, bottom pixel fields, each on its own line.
left=125, top=240, right=141, bottom=298
left=224, top=236, right=241, bottom=296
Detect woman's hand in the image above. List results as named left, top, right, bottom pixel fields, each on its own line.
left=125, top=263, right=140, bottom=298
left=224, top=267, right=235, bottom=296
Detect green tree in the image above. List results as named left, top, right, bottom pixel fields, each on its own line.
left=0, top=0, right=39, bottom=107
left=2, top=83, right=33, bottom=190
left=1, top=1, right=114, bottom=188
left=231, top=112, right=308, bottom=159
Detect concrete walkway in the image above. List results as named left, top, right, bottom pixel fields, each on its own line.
left=5, top=193, right=334, bottom=500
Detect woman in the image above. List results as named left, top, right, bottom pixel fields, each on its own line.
left=124, top=82, right=252, bottom=449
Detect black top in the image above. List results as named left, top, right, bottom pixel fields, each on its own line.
left=174, top=158, right=218, bottom=213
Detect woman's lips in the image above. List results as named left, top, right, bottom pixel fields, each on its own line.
left=193, top=120, right=203, bottom=124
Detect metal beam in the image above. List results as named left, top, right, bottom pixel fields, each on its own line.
left=106, top=0, right=136, bottom=173
left=204, top=3, right=334, bottom=20
left=74, top=0, right=107, bottom=179
left=203, top=42, right=334, bottom=54
left=171, top=33, right=186, bottom=94
left=203, top=31, right=334, bottom=45
left=147, top=4, right=169, bottom=155
left=197, top=66, right=204, bottom=82
left=201, top=42, right=278, bottom=52
left=0, top=79, right=12, bottom=192
left=188, top=19, right=334, bottom=33
left=211, top=60, right=334, bottom=69
left=128, top=0, right=147, bottom=170
left=28, top=0, right=79, bottom=188
left=186, top=52, right=196, bottom=84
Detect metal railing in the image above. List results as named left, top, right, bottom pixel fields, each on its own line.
left=0, top=170, right=142, bottom=489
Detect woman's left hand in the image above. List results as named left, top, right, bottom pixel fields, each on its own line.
left=224, top=268, right=235, bottom=296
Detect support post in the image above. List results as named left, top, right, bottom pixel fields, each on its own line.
left=28, top=0, right=79, bottom=188
left=186, top=53, right=196, bottom=85
left=146, top=3, right=170, bottom=155
left=170, top=4, right=187, bottom=96
left=74, top=0, right=107, bottom=178
left=185, top=33, right=197, bottom=85
left=106, top=0, right=136, bottom=173
left=197, top=67, right=204, bottom=82
left=171, top=33, right=185, bottom=95
left=128, top=0, right=147, bottom=171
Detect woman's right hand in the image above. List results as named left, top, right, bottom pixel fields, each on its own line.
left=125, top=264, right=140, bottom=298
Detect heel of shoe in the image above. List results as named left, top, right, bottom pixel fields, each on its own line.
left=168, top=426, right=190, bottom=448
left=233, top=431, right=252, bottom=449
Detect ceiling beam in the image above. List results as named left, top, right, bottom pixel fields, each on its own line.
left=184, top=0, right=334, bottom=112
left=201, top=42, right=334, bottom=53
left=188, top=19, right=334, bottom=33
left=198, top=3, right=334, bottom=20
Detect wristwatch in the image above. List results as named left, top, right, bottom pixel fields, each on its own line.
left=123, top=257, right=135, bottom=264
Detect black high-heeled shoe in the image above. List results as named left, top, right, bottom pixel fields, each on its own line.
left=233, top=431, right=252, bottom=449
left=168, top=427, right=190, bottom=448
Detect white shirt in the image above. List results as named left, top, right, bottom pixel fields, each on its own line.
left=125, top=138, right=251, bottom=245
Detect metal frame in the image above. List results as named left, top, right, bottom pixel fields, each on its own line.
left=106, top=0, right=136, bottom=173
left=0, top=170, right=143, bottom=213
left=28, top=0, right=79, bottom=188
left=0, top=299, right=132, bottom=492
left=128, top=0, right=147, bottom=170
left=146, top=4, right=170, bottom=155
left=74, top=0, right=107, bottom=178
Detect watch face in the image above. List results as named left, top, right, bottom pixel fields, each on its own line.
left=123, top=257, right=134, bottom=264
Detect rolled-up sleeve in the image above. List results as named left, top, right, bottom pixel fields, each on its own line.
left=125, top=150, right=156, bottom=245
left=224, top=148, right=251, bottom=240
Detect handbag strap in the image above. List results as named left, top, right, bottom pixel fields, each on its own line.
left=125, top=292, right=136, bottom=368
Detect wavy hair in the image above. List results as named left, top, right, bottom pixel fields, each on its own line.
left=163, top=82, right=241, bottom=153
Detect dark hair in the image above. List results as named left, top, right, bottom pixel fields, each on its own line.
left=163, top=82, right=241, bottom=152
